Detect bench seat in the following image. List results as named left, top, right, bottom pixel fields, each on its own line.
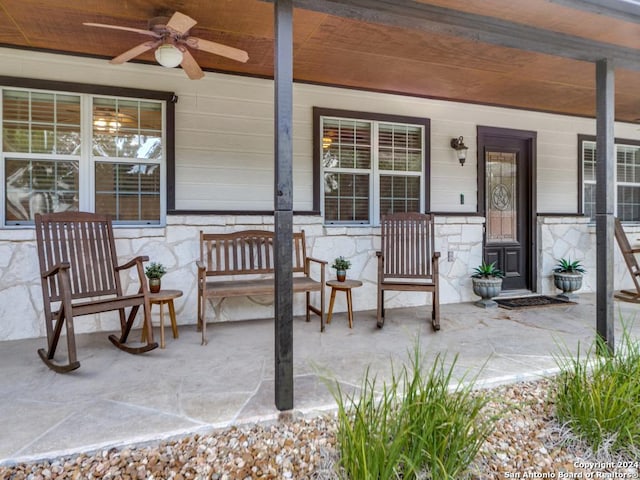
left=197, top=229, right=326, bottom=344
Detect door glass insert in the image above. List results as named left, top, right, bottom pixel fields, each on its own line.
left=486, top=151, right=517, bottom=242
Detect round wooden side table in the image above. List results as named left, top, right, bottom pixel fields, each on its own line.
left=326, top=279, right=363, bottom=328
left=142, top=289, right=183, bottom=348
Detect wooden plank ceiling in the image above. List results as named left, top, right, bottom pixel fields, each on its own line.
left=0, top=0, right=638, bottom=122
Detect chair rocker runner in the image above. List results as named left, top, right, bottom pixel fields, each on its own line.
left=614, top=216, right=640, bottom=303
left=377, top=212, right=441, bottom=330
left=35, top=212, right=158, bottom=372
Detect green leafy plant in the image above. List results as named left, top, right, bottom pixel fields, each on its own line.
left=471, top=260, right=504, bottom=278
left=554, top=258, right=585, bottom=274
left=553, top=320, right=640, bottom=456
left=330, top=344, right=496, bottom=479
left=331, top=256, right=351, bottom=271
left=144, top=262, right=167, bottom=279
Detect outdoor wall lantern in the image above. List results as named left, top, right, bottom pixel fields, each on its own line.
left=155, top=43, right=183, bottom=68
left=450, top=136, right=468, bottom=166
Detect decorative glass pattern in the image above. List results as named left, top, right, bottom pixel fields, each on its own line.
left=486, top=151, right=517, bottom=242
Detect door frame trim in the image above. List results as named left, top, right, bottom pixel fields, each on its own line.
left=477, top=126, right=537, bottom=292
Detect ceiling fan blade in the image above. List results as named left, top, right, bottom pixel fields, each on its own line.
left=166, top=11, right=197, bottom=35
left=185, top=37, right=249, bottom=63
left=110, top=40, right=160, bottom=64
left=180, top=49, right=205, bottom=80
left=83, top=22, right=159, bottom=38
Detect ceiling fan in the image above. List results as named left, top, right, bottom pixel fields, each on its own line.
left=83, top=11, right=249, bottom=80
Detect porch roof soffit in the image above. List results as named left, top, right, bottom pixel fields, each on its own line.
left=284, top=0, right=640, bottom=71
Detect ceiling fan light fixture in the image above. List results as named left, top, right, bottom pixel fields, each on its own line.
left=155, top=43, right=183, bottom=68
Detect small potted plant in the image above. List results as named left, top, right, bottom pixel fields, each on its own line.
left=331, top=256, right=351, bottom=282
left=553, top=258, right=585, bottom=299
left=145, top=262, right=167, bottom=293
left=471, top=260, right=504, bottom=308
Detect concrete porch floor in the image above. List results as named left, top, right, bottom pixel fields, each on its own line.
left=2, top=293, right=640, bottom=466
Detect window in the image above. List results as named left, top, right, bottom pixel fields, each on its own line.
left=2, top=82, right=171, bottom=227
left=581, top=136, right=640, bottom=222
left=315, top=108, right=429, bottom=225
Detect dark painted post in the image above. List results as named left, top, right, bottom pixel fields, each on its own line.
left=274, top=0, right=294, bottom=410
left=595, top=58, right=615, bottom=354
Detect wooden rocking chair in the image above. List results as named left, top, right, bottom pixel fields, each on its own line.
left=35, top=212, right=158, bottom=372
left=614, top=216, right=640, bottom=303
left=376, top=212, right=441, bottom=330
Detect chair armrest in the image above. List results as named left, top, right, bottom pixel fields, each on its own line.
left=376, top=250, right=383, bottom=257
left=306, top=256, right=328, bottom=265
left=196, top=260, right=207, bottom=271
left=630, top=248, right=640, bottom=254
left=305, top=257, right=327, bottom=280
left=42, top=262, right=70, bottom=278
left=115, top=255, right=149, bottom=271
left=433, top=251, right=441, bottom=259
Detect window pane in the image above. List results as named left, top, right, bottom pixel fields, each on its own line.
left=57, top=95, right=81, bottom=126
left=56, top=125, right=81, bottom=155
left=5, top=159, right=78, bottom=222
left=31, top=93, right=55, bottom=123
left=95, top=162, right=160, bottom=223
left=584, top=183, right=595, bottom=221
left=31, top=124, right=55, bottom=154
left=321, top=115, right=424, bottom=225
left=140, top=102, right=162, bottom=130
left=322, top=118, right=371, bottom=170
left=139, top=131, right=162, bottom=160
left=3, top=90, right=29, bottom=122
left=3, top=90, right=80, bottom=155
left=378, top=123, right=422, bottom=172
left=618, top=185, right=640, bottom=222
left=93, top=98, right=162, bottom=160
left=3, top=122, right=29, bottom=152
left=323, top=172, right=369, bottom=223
left=380, top=174, right=420, bottom=215
left=379, top=148, right=392, bottom=170
left=583, top=142, right=596, bottom=182
left=617, top=145, right=640, bottom=183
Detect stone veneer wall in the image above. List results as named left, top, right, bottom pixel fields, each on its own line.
left=2, top=214, right=636, bottom=341
left=537, top=215, right=639, bottom=296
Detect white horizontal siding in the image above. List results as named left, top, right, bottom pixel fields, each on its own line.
left=0, top=47, right=638, bottom=215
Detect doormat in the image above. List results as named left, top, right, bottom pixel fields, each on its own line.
left=495, top=295, right=576, bottom=310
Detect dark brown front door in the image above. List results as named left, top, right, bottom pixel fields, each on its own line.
left=478, top=127, right=536, bottom=291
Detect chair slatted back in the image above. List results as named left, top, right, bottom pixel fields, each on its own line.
left=381, top=212, right=435, bottom=280
left=200, top=230, right=307, bottom=276
left=35, top=212, right=121, bottom=302
left=614, top=217, right=640, bottom=291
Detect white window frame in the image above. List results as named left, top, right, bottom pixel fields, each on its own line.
left=1, top=86, right=167, bottom=228
left=581, top=137, right=640, bottom=223
left=320, top=114, right=427, bottom=227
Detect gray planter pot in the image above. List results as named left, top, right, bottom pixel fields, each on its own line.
left=472, top=277, right=503, bottom=308
left=553, top=272, right=583, bottom=300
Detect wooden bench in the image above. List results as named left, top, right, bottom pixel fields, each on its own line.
left=197, top=230, right=326, bottom=344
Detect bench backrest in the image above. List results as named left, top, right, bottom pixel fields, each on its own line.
left=380, top=212, right=436, bottom=280
left=35, top=211, right=122, bottom=302
left=200, top=230, right=309, bottom=276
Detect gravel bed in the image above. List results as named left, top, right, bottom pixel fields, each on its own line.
left=2, top=379, right=639, bottom=479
